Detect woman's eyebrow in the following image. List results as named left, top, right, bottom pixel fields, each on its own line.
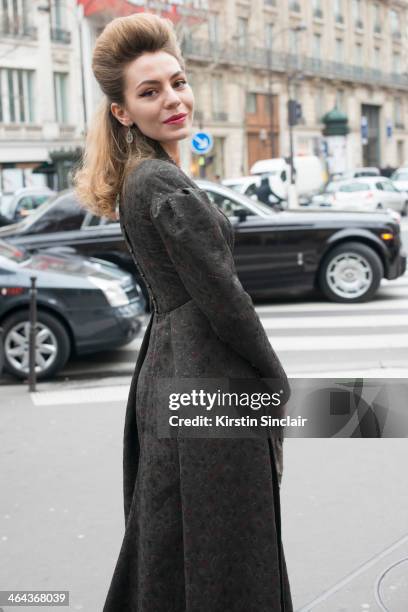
left=136, top=70, right=184, bottom=89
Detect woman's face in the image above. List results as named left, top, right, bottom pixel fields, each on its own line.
left=111, top=50, right=194, bottom=145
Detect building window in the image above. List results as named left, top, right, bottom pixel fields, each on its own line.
left=1, top=0, right=32, bottom=36
left=397, top=140, right=404, bottom=166
left=389, top=9, right=400, bottom=39
left=334, top=0, right=344, bottom=23
left=289, top=1, right=300, bottom=13
left=208, top=13, right=219, bottom=46
left=312, top=0, right=323, bottom=19
left=336, top=89, right=345, bottom=112
left=374, top=46, right=381, bottom=68
left=394, top=97, right=404, bottom=129
left=289, top=29, right=298, bottom=54
left=264, top=0, right=276, bottom=6
left=313, top=33, right=321, bottom=59
left=211, top=74, right=224, bottom=117
left=265, top=22, right=273, bottom=49
left=353, top=0, right=363, bottom=29
left=392, top=52, right=401, bottom=75
left=355, top=42, right=363, bottom=65
left=315, top=86, right=325, bottom=122
left=237, top=17, right=248, bottom=48
left=335, top=38, right=344, bottom=62
left=53, top=72, right=68, bottom=124
left=246, top=92, right=257, bottom=114
left=373, top=3, right=381, bottom=33
left=0, top=67, right=34, bottom=123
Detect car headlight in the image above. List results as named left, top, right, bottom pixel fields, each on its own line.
left=88, top=276, right=130, bottom=307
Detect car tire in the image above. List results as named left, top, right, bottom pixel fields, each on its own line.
left=2, top=310, right=71, bottom=380
left=318, top=242, right=383, bottom=303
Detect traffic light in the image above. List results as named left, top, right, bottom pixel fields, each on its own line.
left=288, top=99, right=302, bottom=126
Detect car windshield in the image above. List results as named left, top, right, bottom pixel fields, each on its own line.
left=392, top=171, right=408, bottom=181
left=0, top=240, right=30, bottom=263
left=339, top=182, right=371, bottom=192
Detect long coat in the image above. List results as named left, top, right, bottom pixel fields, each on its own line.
left=103, top=142, right=293, bottom=612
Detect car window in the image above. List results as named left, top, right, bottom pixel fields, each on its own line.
left=29, top=195, right=86, bottom=233
left=204, top=189, right=255, bottom=217
left=0, top=241, right=30, bottom=262
left=225, top=183, right=241, bottom=192
left=339, top=182, right=370, bottom=192
left=15, top=195, right=50, bottom=214
left=392, top=171, right=408, bottom=181
left=380, top=181, right=398, bottom=192
left=246, top=183, right=258, bottom=197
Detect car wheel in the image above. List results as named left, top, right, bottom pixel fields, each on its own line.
left=402, top=201, right=408, bottom=217
left=318, top=242, right=383, bottom=303
left=2, top=310, right=70, bottom=380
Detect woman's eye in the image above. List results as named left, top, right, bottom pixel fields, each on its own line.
left=140, top=80, right=187, bottom=97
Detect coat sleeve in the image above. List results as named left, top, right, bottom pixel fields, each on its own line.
left=150, top=181, right=291, bottom=408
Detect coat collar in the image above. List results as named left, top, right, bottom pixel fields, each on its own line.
left=151, top=139, right=178, bottom=167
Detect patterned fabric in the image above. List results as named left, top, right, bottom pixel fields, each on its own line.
left=102, top=143, right=293, bottom=612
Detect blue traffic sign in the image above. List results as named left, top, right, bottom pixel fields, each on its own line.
left=191, top=132, right=213, bottom=155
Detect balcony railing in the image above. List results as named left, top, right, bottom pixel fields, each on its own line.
left=182, top=38, right=408, bottom=91
left=289, top=1, right=301, bottom=12
left=0, top=22, right=37, bottom=40
left=212, top=111, right=228, bottom=122
left=50, top=28, right=71, bottom=44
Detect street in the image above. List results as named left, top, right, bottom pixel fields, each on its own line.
left=1, top=386, right=407, bottom=611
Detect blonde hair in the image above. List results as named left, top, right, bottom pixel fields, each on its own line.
left=72, top=12, right=185, bottom=219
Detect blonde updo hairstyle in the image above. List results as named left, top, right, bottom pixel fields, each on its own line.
left=72, top=12, right=185, bottom=219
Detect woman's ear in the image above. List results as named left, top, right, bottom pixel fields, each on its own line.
left=110, top=102, right=132, bottom=127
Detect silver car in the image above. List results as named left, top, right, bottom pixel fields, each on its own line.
left=0, top=186, right=56, bottom=223
left=311, top=177, right=408, bottom=216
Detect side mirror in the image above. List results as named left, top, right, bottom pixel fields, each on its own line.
left=234, top=208, right=248, bottom=222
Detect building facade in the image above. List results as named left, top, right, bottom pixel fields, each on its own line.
left=1, top=0, right=408, bottom=192
left=0, top=0, right=85, bottom=196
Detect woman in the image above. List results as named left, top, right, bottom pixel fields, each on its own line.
left=74, top=12, right=293, bottom=612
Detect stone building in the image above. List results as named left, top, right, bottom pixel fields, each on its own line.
left=1, top=0, right=408, bottom=192
left=0, top=0, right=84, bottom=195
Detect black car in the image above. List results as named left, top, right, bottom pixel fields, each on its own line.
left=0, top=183, right=405, bottom=304
left=0, top=240, right=145, bottom=380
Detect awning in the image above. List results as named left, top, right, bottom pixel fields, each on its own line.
left=32, top=161, right=56, bottom=174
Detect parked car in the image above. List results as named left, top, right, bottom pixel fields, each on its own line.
left=0, top=239, right=145, bottom=380
left=0, top=186, right=56, bottom=224
left=390, top=167, right=408, bottom=194
left=341, top=167, right=381, bottom=179
left=0, top=183, right=405, bottom=304
left=311, top=177, right=408, bottom=216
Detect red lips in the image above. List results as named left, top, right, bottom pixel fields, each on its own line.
left=163, top=113, right=187, bottom=124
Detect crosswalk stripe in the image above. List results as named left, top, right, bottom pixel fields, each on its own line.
left=30, top=386, right=129, bottom=406
left=126, top=332, right=408, bottom=352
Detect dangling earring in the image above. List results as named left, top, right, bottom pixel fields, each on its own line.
left=126, top=124, right=134, bottom=144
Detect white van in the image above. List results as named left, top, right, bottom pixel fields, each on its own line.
left=249, top=155, right=326, bottom=199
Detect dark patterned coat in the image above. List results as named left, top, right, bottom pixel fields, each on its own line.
left=102, top=142, right=293, bottom=612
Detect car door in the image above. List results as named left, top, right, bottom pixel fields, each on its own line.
left=202, top=187, right=302, bottom=293
left=376, top=180, right=404, bottom=211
